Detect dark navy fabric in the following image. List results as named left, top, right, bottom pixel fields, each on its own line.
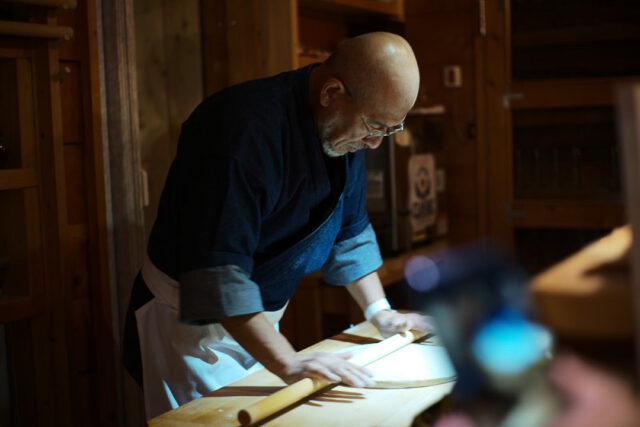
left=146, top=64, right=372, bottom=322
left=252, top=193, right=346, bottom=310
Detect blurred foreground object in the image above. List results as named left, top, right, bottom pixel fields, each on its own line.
left=548, top=353, right=640, bottom=427
left=405, top=243, right=560, bottom=427
left=530, top=225, right=633, bottom=340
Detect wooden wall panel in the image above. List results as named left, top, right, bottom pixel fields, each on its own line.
left=407, top=13, right=475, bottom=64
left=100, top=0, right=148, bottom=423
left=134, top=0, right=173, bottom=239
left=259, top=0, right=298, bottom=77
left=72, top=374, right=96, bottom=427
left=63, top=144, right=88, bottom=225
left=405, top=0, right=480, bottom=243
left=202, top=0, right=297, bottom=95
left=201, top=0, right=229, bottom=96
left=60, top=61, right=83, bottom=144
left=68, top=226, right=89, bottom=300
left=57, top=5, right=80, bottom=61
left=298, top=8, right=348, bottom=53
left=135, top=0, right=204, bottom=239
left=57, top=0, right=119, bottom=425
left=163, top=0, right=204, bottom=149
left=70, top=296, right=92, bottom=375
left=405, top=0, right=472, bottom=14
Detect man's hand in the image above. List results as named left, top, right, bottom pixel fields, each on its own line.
left=370, top=310, right=436, bottom=338
left=276, top=351, right=375, bottom=387
left=221, top=312, right=376, bottom=388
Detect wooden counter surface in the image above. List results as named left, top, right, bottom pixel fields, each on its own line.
left=530, top=225, right=633, bottom=339
left=148, top=322, right=454, bottom=427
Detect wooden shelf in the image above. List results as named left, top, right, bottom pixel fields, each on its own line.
left=510, top=78, right=620, bottom=110
left=0, top=295, right=42, bottom=323
left=511, top=199, right=624, bottom=229
left=408, top=105, right=446, bottom=116
left=513, top=24, right=640, bottom=48
left=298, top=0, right=403, bottom=21
left=0, top=168, right=38, bottom=190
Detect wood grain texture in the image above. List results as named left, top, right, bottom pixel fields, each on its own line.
left=100, top=0, right=148, bottom=423
left=0, top=20, right=73, bottom=40
left=135, top=0, right=204, bottom=239
left=149, top=322, right=453, bottom=427
left=405, top=3, right=481, bottom=244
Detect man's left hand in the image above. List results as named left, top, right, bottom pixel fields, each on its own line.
left=370, top=310, right=436, bottom=338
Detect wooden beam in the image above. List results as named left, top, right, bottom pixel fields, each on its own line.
left=4, top=0, right=77, bottom=8
left=0, top=20, right=73, bottom=40
left=0, top=168, right=37, bottom=190
left=298, top=0, right=403, bottom=20
left=99, top=0, right=147, bottom=423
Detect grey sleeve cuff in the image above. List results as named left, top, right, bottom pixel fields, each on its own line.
left=179, top=265, right=264, bottom=324
left=321, top=223, right=383, bottom=286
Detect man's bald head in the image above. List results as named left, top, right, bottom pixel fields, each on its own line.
left=324, top=32, right=420, bottom=117
left=308, top=32, right=420, bottom=157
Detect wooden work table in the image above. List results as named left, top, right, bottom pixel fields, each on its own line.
left=148, top=321, right=454, bottom=427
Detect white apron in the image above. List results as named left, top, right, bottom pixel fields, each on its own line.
left=136, top=256, right=287, bottom=419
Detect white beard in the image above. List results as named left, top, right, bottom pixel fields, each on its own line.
left=322, top=141, right=343, bottom=157
left=319, top=114, right=345, bottom=157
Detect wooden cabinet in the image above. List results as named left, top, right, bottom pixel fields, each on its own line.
left=0, top=36, right=58, bottom=426
left=0, top=1, right=117, bottom=425
left=403, top=0, right=640, bottom=272
left=481, top=0, right=639, bottom=273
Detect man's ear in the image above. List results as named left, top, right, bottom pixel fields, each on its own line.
left=319, top=78, right=346, bottom=107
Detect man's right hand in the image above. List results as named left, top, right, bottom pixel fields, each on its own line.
left=276, top=351, right=375, bottom=387
left=221, top=312, right=375, bottom=388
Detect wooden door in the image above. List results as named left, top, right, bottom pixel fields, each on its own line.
left=482, top=0, right=639, bottom=273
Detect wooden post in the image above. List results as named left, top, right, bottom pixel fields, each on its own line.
left=616, top=83, right=640, bottom=384
left=99, top=0, right=147, bottom=424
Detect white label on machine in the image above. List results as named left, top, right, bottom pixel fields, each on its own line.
left=408, top=153, right=437, bottom=233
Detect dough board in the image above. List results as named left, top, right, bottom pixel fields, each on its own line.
left=340, top=343, right=457, bottom=388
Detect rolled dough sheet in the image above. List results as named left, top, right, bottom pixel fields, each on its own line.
left=340, top=343, right=457, bottom=388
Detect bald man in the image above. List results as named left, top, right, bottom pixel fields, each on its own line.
left=123, top=32, right=432, bottom=418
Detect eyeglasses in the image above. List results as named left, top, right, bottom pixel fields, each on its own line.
left=360, top=115, right=404, bottom=137
left=340, top=77, right=405, bottom=138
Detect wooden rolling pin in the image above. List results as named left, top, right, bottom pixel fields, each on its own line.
left=237, top=330, right=425, bottom=425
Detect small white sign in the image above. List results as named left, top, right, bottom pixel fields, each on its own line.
left=408, top=154, right=437, bottom=233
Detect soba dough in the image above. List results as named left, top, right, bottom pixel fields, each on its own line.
left=341, top=343, right=457, bottom=388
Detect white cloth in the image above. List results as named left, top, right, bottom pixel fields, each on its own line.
left=136, top=256, right=287, bottom=419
